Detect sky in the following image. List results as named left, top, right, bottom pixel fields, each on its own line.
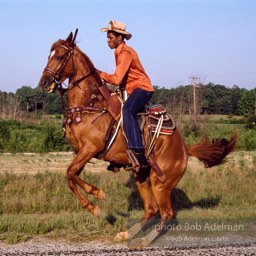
left=0, top=0, right=256, bottom=93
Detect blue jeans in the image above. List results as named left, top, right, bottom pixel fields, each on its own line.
left=123, top=88, right=154, bottom=149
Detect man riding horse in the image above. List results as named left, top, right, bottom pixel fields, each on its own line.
left=39, top=26, right=237, bottom=247
left=97, top=20, right=154, bottom=172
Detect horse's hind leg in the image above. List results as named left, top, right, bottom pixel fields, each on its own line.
left=115, top=174, right=159, bottom=241
left=67, top=147, right=105, bottom=216
left=129, top=165, right=186, bottom=248
left=128, top=188, right=174, bottom=248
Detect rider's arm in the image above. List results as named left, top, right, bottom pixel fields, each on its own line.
left=100, top=50, right=132, bottom=86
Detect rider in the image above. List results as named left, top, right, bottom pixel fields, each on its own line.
left=97, top=20, right=154, bottom=170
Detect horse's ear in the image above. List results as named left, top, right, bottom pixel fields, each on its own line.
left=70, top=28, right=78, bottom=46
left=66, top=32, right=73, bottom=45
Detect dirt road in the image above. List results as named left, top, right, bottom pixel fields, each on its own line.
left=0, top=152, right=108, bottom=175
left=1, top=151, right=252, bottom=175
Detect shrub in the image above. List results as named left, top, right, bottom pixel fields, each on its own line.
left=0, top=121, right=11, bottom=152
left=0, top=120, right=70, bottom=153
left=237, top=130, right=256, bottom=150
left=42, top=124, right=70, bottom=152
left=245, top=115, right=256, bottom=129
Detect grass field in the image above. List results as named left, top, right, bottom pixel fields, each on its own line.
left=0, top=151, right=255, bottom=244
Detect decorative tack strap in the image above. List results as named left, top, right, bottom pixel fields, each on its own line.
left=64, top=106, right=106, bottom=126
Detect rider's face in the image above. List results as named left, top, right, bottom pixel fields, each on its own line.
left=107, top=32, right=122, bottom=49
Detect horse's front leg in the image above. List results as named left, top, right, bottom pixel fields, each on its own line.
left=67, top=146, right=105, bottom=217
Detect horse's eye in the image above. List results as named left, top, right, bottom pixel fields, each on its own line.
left=57, top=56, right=64, bottom=61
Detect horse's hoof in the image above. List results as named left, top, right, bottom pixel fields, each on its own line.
left=97, top=189, right=107, bottom=200
left=93, top=205, right=102, bottom=217
left=114, top=231, right=128, bottom=241
left=128, top=238, right=147, bottom=249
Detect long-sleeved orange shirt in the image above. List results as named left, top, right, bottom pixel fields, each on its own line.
left=100, top=42, right=154, bottom=95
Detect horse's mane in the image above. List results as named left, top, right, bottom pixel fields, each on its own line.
left=50, top=39, right=95, bottom=71
left=74, top=45, right=95, bottom=71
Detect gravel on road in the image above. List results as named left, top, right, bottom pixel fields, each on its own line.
left=0, top=240, right=255, bottom=256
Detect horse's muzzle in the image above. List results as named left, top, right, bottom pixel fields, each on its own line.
left=39, top=76, right=57, bottom=93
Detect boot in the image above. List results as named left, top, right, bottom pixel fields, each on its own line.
left=132, top=148, right=149, bottom=169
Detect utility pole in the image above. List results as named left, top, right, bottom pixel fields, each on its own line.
left=254, top=89, right=256, bottom=116
left=255, top=99, right=256, bottom=117
left=188, top=76, right=200, bottom=126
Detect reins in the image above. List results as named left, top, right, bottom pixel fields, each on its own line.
left=42, top=35, right=111, bottom=134
left=44, top=44, right=96, bottom=91
left=71, top=68, right=96, bottom=88
left=55, top=67, right=96, bottom=114
left=44, top=45, right=74, bottom=84
left=43, top=41, right=97, bottom=112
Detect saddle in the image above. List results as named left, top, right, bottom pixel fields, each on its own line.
left=139, top=104, right=176, bottom=136
left=99, top=84, right=175, bottom=136
left=100, top=84, right=176, bottom=183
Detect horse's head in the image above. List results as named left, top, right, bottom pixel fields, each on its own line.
left=39, top=29, right=78, bottom=93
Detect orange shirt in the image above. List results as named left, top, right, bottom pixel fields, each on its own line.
left=100, top=42, right=154, bottom=95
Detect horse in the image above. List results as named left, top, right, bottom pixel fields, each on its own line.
left=38, top=30, right=237, bottom=248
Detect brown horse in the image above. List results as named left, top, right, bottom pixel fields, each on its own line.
left=38, top=30, right=237, bottom=247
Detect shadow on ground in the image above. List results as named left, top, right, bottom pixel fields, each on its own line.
left=105, top=176, right=220, bottom=225
left=126, top=175, right=220, bottom=214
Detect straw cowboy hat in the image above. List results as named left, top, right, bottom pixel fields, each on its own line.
left=101, top=20, right=132, bottom=40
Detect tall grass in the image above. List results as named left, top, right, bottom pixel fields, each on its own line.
left=178, top=159, right=256, bottom=218
left=0, top=152, right=255, bottom=244
left=0, top=171, right=137, bottom=244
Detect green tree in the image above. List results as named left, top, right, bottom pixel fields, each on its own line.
left=213, top=84, right=232, bottom=114
left=16, top=86, right=34, bottom=112
left=201, top=84, right=217, bottom=114
left=230, top=85, right=243, bottom=115
left=238, top=89, right=256, bottom=116
left=44, top=93, right=65, bottom=114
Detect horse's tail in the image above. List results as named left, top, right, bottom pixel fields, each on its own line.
left=187, top=134, right=237, bottom=168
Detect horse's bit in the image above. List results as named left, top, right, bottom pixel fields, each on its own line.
left=43, top=44, right=95, bottom=90
left=44, top=45, right=74, bottom=86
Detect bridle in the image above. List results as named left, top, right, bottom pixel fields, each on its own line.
left=43, top=44, right=95, bottom=91
left=44, top=44, right=74, bottom=85
left=43, top=42, right=96, bottom=113
left=41, top=29, right=109, bottom=130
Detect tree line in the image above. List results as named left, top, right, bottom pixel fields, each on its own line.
left=151, top=83, right=256, bottom=117
left=0, top=83, right=255, bottom=120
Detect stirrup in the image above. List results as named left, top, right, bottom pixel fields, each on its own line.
left=126, top=149, right=140, bottom=172
left=128, top=148, right=150, bottom=171
left=133, top=148, right=149, bottom=163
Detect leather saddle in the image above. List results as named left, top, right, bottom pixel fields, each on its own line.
left=100, top=84, right=176, bottom=183
left=138, top=104, right=176, bottom=136
left=102, top=86, right=176, bottom=137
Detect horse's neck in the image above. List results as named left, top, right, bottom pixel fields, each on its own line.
left=67, top=77, right=102, bottom=108
left=67, top=51, right=104, bottom=109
